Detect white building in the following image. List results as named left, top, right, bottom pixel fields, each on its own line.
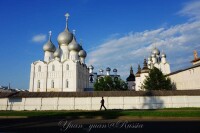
left=88, top=66, right=120, bottom=89
left=135, top=47, right=171, bottom=91
left=147, top=47, right=170, bottom=75
left=167, top=50, right=200, bottom=90
left=29, top=13, right=89, bottom=92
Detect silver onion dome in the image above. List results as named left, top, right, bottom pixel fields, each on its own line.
left=99, top=69, right=104, bottom=73
left=54, top=47, right=61, bottom=58
left=161, top=52, right=166, bottom=58
left=57, top=13, right=73, bottom=45
left=43, top=31, right=56, bottom=52
left=106, top=67, right=111, bottom=71
left=68, top=33, right=81, bottom=52
left=152, top=47, right=160, bottom=55
left=78, top=42, right=87, bottom=57
left=113, top=68, right=117, bottom=72
left=78, top=49, right=87, bottom=58
left=151, top=53, right=156, bottom=58
left=57, top=30, right=73, bottom=45
left=89, top=65, right=94, bottom=69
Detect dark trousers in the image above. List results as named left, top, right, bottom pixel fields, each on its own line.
left=100, top=104, right=107, bottom=110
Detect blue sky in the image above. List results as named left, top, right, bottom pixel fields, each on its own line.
left=0, top=0, right=200, bottom=89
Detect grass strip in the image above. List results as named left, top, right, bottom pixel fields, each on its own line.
left=0, top=108, right=200, bottom=118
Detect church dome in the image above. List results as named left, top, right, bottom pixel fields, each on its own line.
left=54, top=47, right=61, bottom=58
left=152, top=47, right=160, bottom=55
left=151, top=53, right=156, bottom=58
left=57, top=30, right=73, bottom=45
left=113, top=68, right=117, bottom=72
left=78, top=42, right=87, bottom=57
left=161, top=52, right=166, bottom=58
left=57, top=13, right=73, bottom=45
left=78, top=49, right=87, bottom=58
left=89, top=65, right=94, bottom=69
left=135, top=64, right=141, bottom=77
left=99, top=69, right=104, bottom=73
left=68, top=36, right=81, bottom=52
left=43, top=31, right=56, bottom=52
left=141, top=59, right=149, bottom=73
left=106, top=67, right=111, bottom=71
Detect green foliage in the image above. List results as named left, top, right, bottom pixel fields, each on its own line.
left=94, top=76, right=128, bottom=91
left=142, top=67, right=173, bottom=90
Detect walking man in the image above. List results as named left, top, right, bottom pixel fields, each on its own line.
left=100, top=97, right=107, bottom=110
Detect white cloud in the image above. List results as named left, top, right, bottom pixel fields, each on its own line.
left=86, top=1, right=200, bottom=80
left=32, top=34, right=46, bottom=43
left=178, top=0, right=200, bottom=20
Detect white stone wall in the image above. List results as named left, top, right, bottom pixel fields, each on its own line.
left=168, top=66, right=200, bottom=90
left=1, top=96, right=200, bottom=110
left=0, top=98, right=8, bottom=110
left=24, top=98, right=42, bottom=110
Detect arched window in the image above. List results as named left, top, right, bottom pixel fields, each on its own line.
left=38, top=65, right=41, bottom=72
left=37, top=80, right=40, bottom=88
left=52, top=65, right=55, bottom=71
left=66, top=79, right=69, bottom=88
left=66, top=64, right=69, bottom=70
left=51, top=80, right=54, bottom=88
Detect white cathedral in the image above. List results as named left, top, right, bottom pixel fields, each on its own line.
left=127, top=47, right=171, bottom=91
left=29, top=13, right=89, bottom=92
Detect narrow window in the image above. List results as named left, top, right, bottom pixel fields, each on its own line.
left=51, top=80, right=54, bottom=88
left=37, top=80, right=40, bottom=88
left=52, top=65, right=55, bottom=71
left=38, top=65, right=41, bottom=72
left=66, top=64, right=69, bottom=70
left=66, top=79, right=69, bottom=88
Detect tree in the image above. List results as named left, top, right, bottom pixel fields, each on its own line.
left=94, top=76, right=128, bottom=91
left=142, top=67, right=173, bottom=90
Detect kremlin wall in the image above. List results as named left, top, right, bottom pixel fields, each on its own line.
left=0, top=90, right=200, bottom=110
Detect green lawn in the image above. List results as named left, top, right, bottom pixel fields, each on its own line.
left=1, top=108, right=200, bottom=118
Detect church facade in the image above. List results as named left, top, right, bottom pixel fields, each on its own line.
left=135, top=47, right=171, bottom=91
left=29, top=13, right=89, bottom=92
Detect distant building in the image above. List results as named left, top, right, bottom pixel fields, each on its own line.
left=88, top=66, right=121, bottom=89
left=29, top=13, right=89, bottom=92
left=135, top=47, right=171, bottom=91
left=0, top=86, right=10, bottom=92
left=167, top=50, right=200, bottom=90
left=147, top=47, right=171, bottom=74
left=0, top=84, right=27, bottom=92
left=97, top=67, right=120, bottom=81
left=126, top=66, right=135, bottom=90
